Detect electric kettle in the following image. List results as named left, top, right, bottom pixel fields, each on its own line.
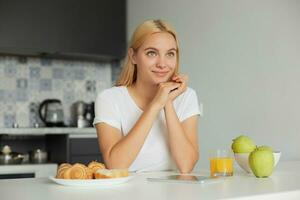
left=38, top=99, right=65, bottom=127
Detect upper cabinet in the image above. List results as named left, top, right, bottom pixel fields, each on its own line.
left=0, top=0, right=126, bottom=61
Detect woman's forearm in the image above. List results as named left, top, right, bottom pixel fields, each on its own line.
left=164, top=102, right=199, bottom=173
left=106, top=104, right=160, bottom=169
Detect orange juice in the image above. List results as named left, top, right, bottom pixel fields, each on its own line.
left=210, top=157, right=233, bottom=177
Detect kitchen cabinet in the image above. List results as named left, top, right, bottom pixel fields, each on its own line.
left=0, top=128, right=102, bottom=165
left=0, top=0, right=126, bottom=61
left=69, top=138, right=103, bottom=164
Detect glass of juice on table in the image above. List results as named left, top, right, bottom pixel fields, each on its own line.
left=210, top=149, right=234, bottom=177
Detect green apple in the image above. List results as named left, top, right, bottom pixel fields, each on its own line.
left=231, top=135, right=256, bottom=153
left=249, top=148, right=274, bottom=178
left=256, top=145, right=273, bottom=152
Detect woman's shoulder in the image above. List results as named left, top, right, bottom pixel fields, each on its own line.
left=97, top=86, right=126, bottom=99
left=182, top=87, right=198, bottom=98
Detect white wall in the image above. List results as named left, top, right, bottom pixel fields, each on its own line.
left=127, top=0, right=300, bottom=169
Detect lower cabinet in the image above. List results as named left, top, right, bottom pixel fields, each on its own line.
left=69, top=138, right=103, bottom=165
left=0, top=134, right=103, bottom=165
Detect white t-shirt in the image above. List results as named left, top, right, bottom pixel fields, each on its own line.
left=93, top=86, right=202, bottom=172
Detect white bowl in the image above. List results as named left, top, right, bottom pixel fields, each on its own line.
left=234, top=151, right=281, bottom=173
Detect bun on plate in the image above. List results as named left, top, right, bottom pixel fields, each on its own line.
left=63, top=163, right=90, bottom=179
left=56, top=163, right=72, bottom=178
left=94, top=168, right=129, bottom=179
left=56, top=161, right=106, bottom=179
left=88, top=161, right=106, bottom=174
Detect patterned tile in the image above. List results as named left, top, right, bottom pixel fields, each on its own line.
left=0, top=90, right=5, bottom=101
left=16, top=89, right=28, bottom=102
left=39, top=79, right=52, bottom=91
left=4, top=64, right=17, bottom=77
left=40, top=58, right=52, bottom=66
left=2, top=91, right=16, bottom=103
left=63, top=90, right=75, bottom=103
left=28, top=79, right=40, bottom=91
left=40, top=67, right=52, bottom=79
left=85, top=80, right=96, bottom=92
left=17, top=56, right=28, bottom=64
left=30, top=67, right=41, bottom=79
left=0, top=77, right=16, bottom=90
left=52, top=68, right=64, bottom=79
left=73, top=68, right=85, bottom=80
left=52, top=80, right=64, bottom=90
left=4, top=114, right=16, bottom=128
left=16, top=78, right=28, bottom=89
left=0, top=56, right=112, bottom=127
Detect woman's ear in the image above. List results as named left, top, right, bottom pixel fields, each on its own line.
left=128, top=48, right=136, bottom=64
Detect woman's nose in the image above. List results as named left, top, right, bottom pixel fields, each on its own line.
left=156, top=56, right=167, bottom=68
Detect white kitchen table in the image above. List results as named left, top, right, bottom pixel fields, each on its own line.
left=1, top=161, right=300, bottom=200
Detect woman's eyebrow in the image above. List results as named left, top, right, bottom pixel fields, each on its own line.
left=168, top=48, right=177, bottom=52
left=144, top=47, right=177, bottom=51
left=144, top=47, right=158, bottom=51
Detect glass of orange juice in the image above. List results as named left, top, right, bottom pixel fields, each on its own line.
left=210, top=149, right=234, bottom=177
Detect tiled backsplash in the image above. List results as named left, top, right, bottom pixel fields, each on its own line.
left=0, top=56, right=113, bottom=128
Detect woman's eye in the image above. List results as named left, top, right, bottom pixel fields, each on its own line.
left=167, top=52, right=175, bottom=57
left=146, top=51, right=157, bottom=57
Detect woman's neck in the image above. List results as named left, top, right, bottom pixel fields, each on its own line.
left=128, top=79, right=158, bottom=110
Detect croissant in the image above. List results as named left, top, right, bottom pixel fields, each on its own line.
left=63, top=163, right=89, bottom=179
left=88, top=161, right=106, bottom=173
left=86, top=167, right=94, bottom=179
left=95, top=169, right=129, bottom=179
left=56, top=163, right=72, bottom=178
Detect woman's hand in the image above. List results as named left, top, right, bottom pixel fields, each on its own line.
left=168, top=74, right=188, bottom=102
left=150, top=82, right=181, bottom=110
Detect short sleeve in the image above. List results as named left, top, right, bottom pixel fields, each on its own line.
left=179, top=89, right=203, bottom=122
left=93, top=91, right=121, bottom=130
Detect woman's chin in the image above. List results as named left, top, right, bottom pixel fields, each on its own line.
left=151, top=75, right=172, bottom=84
left=153, top=78, right=169, bottom=84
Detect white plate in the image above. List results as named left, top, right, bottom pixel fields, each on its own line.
left=49, top=175, right=134, bottom=187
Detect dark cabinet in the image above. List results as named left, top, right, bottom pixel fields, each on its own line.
left=0, top=0, right=126, bottom=61
left=0, top=134, right=103, bottom=165
left=69, top=138, right=103, bottom=164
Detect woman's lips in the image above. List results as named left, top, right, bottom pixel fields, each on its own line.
left=152, top=71, right=169, bottom=77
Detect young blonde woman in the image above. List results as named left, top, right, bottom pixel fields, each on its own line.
left=93, top=19, right=201, bottom=173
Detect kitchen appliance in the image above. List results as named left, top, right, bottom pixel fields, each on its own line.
left=71, top=101, right=94, bottom=128
left=85, top=102, right=95, bottom=126
left=39, top=99, right=65, bottom=127
left=29, top=149, right=48, bottom=164
left=0, top=146, right=24, bottom=165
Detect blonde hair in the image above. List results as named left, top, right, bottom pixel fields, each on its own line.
left=116, top=19, right=180, bottom=86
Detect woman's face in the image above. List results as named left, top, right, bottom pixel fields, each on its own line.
left=130, top=32, right=178, bottom=85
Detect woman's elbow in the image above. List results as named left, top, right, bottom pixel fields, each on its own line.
left=178, top=152, right=199, bottom=174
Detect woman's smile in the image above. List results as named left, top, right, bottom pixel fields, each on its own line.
left=152, top=70, right=170, bottom=77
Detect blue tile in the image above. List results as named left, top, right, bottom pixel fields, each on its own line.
left=85, top=80, right=96, bottom=92
left=16, top=89, right=28, bottom=102
left=53, top=80, right=63, bottom=90
left=65, top=68, right=74, bottom=80
left=73, top=68, right=85, bottom=80
left=16, top=78, right=28, bottom=89
left=52, top=68, right=64, bottom=79
left=30, top=67, right=41, bottom=79
left=17, top=56, right=28, bottom=64
left=63, top=90, right=75, bottom=103
left=40, top=58, right=52, bottom=66
left=4, top=114, right=16, bottom=128
left=0, top=90, right=5, bottom=101
left=39, top=79, right=52, bottom=91
left=4, top=64, right=17, bottom=77
left=4, top=91, right=16, bottom=102
left=29, top=80, right=40, bottom=90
